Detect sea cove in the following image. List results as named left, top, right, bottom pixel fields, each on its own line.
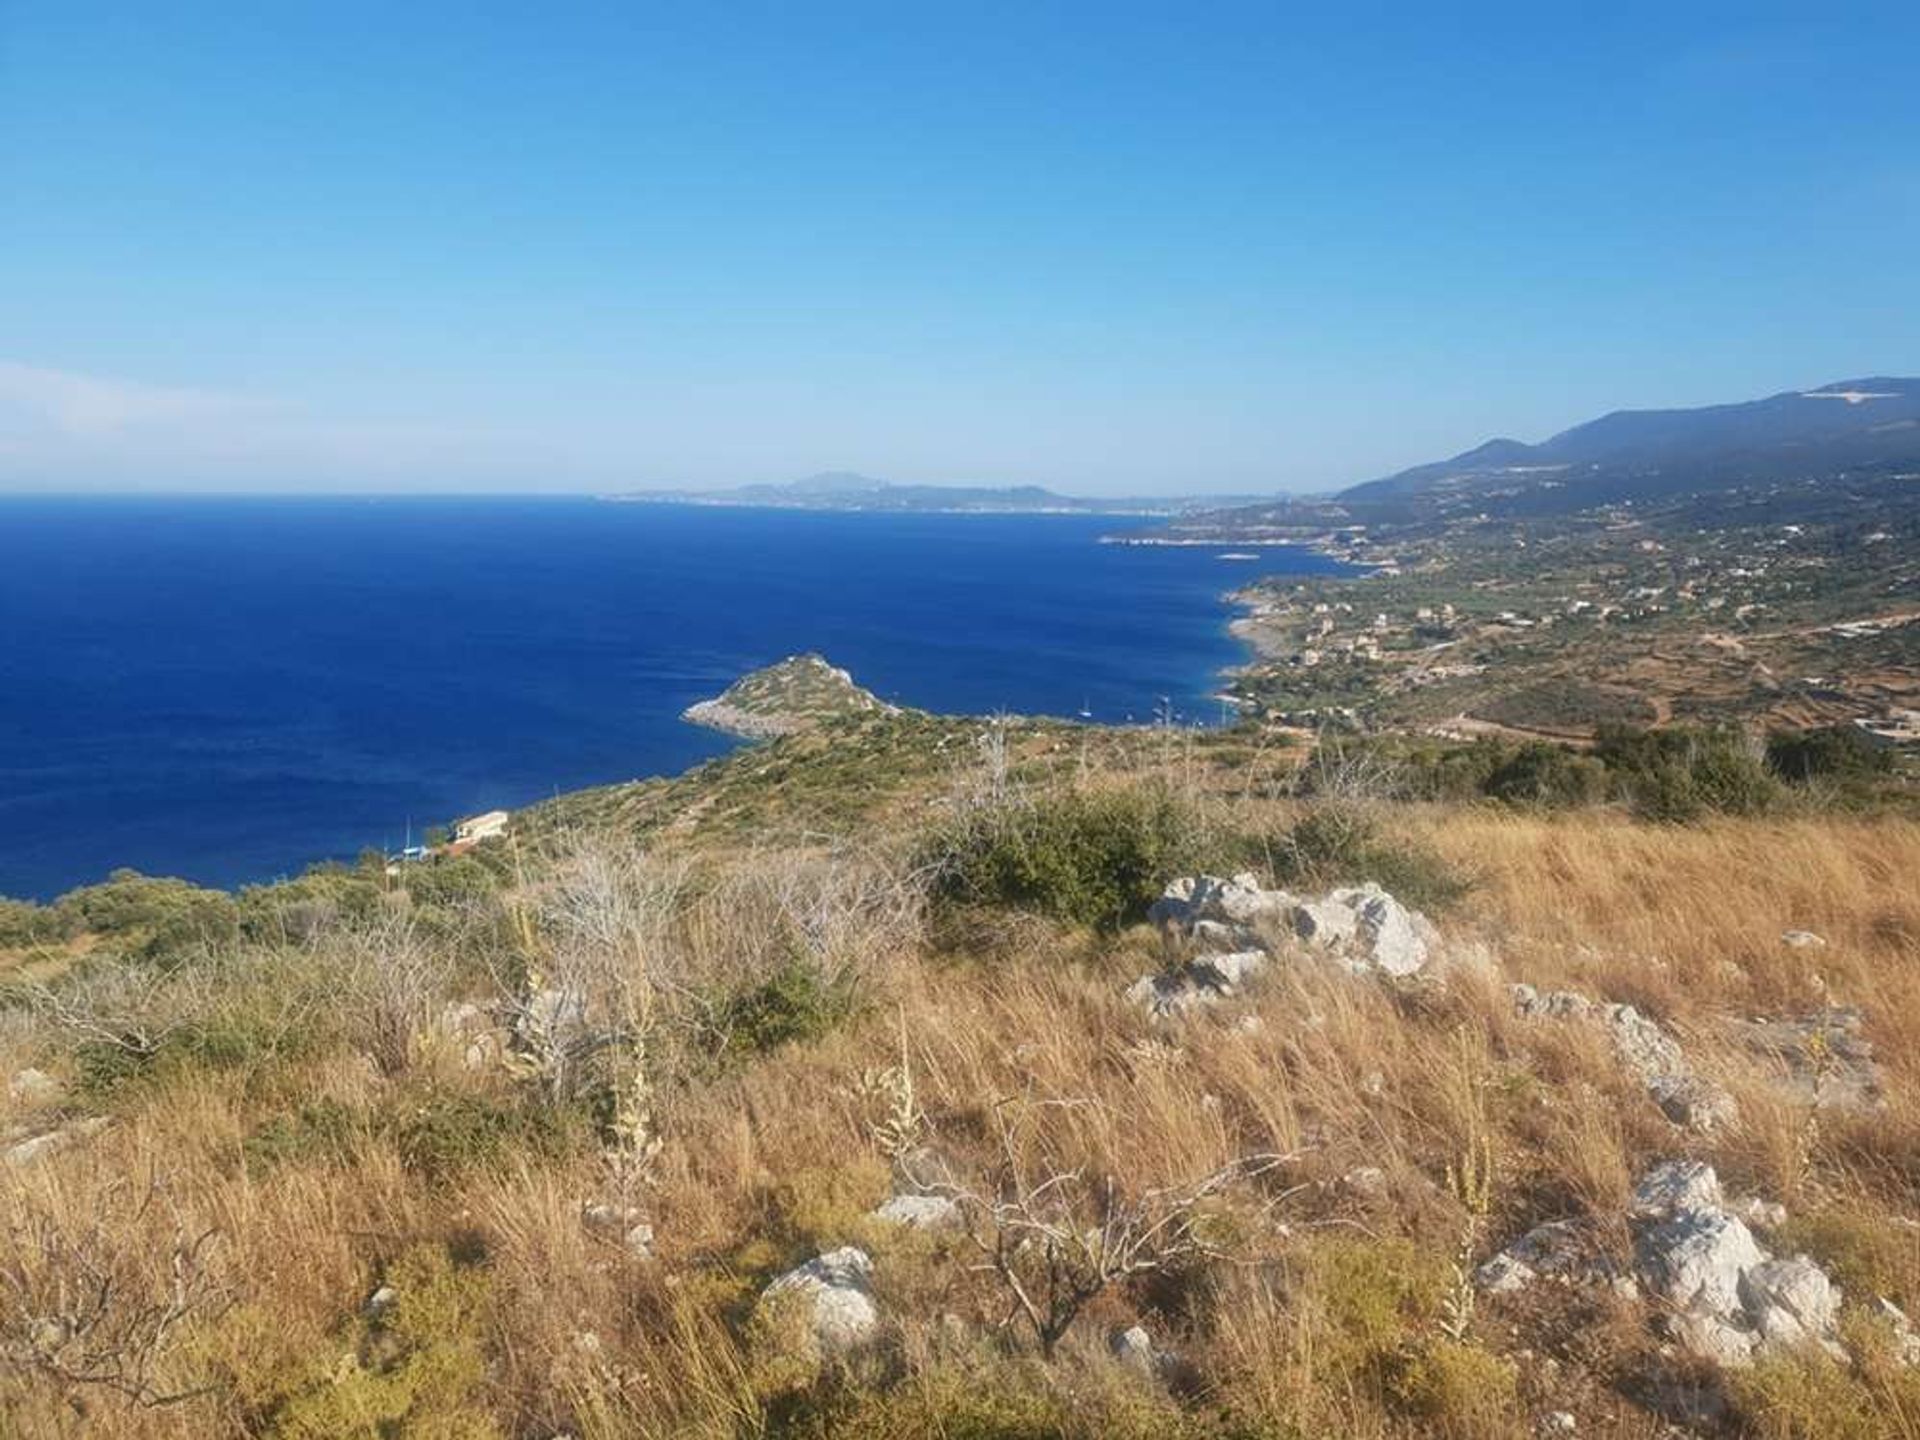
left=0, top=497, right=1351, bottom=898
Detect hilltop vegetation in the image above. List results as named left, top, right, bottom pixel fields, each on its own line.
left=5, top=701, right=1920, bottom=1438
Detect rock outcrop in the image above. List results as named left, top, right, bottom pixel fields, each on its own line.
left=1628, top=1161, right=1842, bottom=1366
left=1732, top=1006, right=1882, bottom=1113
left=1131, top=875, right=1442, bottom=1015
left=682, top=655, right=895, bottom=740
left=1511, top=986, right=1737, bottom=1132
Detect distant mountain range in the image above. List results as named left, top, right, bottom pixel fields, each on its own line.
left=1341, top=377, right=1920, bottom=511
left=607, top=471, right=1257, bottom=516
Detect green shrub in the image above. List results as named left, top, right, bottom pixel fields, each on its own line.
left=1728, top=1349, right=1911, bottom=1440
left=0, top=896, right=69, bottom=948
left=401, top=856, right=501, bottom=909
left=1594, top=724, right=1779, bottom=821
left=1388, top=1337, right=1519, bottom=1431
left=393, top=1093, right=581, bottom=1177
left=242, top=1100, right=364, bottom=1175
left=265, top=1243, right=503, bottom=1439
left=1481, top=742, right=1607, bottom=807
left=1767, top=726, right=1893, bottom=785
left=51, top=869, right=239, bottom=962
left=715, top=958, right=859, bottom=1058
left=1250, top=806, right=1468, bottom=912
left=924, top=786, right=1220, bottom=932
left=238, top=864, right=386, bottom=944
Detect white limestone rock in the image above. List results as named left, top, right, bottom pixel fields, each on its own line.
left=1741, top=1257, right=1843, bottom=1355
left=1639, top=1208, right=1765, bottom=1316
left=1630, top=1160, right=1725, bottom=1221
left=7, top=1068, right=59, bottom=1107
left=762, top=1247, right=878, bottom=1355
left=871, top=1193, right=961, bottom=1230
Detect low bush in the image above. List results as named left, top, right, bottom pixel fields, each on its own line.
left=1481, top=741, right=1607, bottom=807
left=1593, top=724, right=1779, bottom=821
left=713, top=957, right=860, bottom=1059
left=264, top=1242, right=503, bottom=1439
left=1249, top=805, right=1469, bottom=912
left=1388, top=1337, right=1520, bottom=1432
left=49, top=869, right=240, bottom=963
left=241, top=1099, right=365, bottom=1175
left=1766, top=725, right=1894, bottom=785
left=923, top=786, right=1221, bottom=932
left=393, top=1092, right=584, bottom=1178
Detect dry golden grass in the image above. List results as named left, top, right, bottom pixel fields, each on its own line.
left=2, top=798, right=1917, bottom=1437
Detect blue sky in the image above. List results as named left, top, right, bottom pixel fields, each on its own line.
left=2, top=3, right=1916, bottom=495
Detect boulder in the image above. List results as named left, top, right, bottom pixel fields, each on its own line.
left=1188, top=950, right=1268, bottom=991
left=1153, top=875, right=1441, bottom=979
left=1330, top=885, right=1433, bottom=977
left=1669, top=1308, right=1759, bottom=1367
left=1109, top=1324, right=1172, bottom=1381
left=762, top=1247, right=878, bottom=1355
left=871, top=1193, right=961, bottom=1230
left=1733, top=1007, right=1881, bottom=1113
left=7, top=1068, right=59, bottom=1107
left=1289, top=897, right=1359, bottom=949
left=3, top=1117, right=108, bottom=1169
left=1149, top=873, right=1281, bottom=936
left=1191, top=919, right=1256, bottom=954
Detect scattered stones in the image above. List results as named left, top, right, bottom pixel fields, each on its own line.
left=1539, top=1413, right=1578, bottom=1436
left=1341, top=1165, right=1388, bottom=1199
left=7, top=1068, right=59, bottom=1107
left=1780, top=930, right=1827, bottom=949
left=582, top=1202, right=656, bottom=1258
left=1476, top=1219, right=1633, bottom=1297
left=1512, top=988, right=1736, bottom=1132
left=761, top=1247, right=878, bottom=1355
left=870, top=1193, right=961, bottom=1230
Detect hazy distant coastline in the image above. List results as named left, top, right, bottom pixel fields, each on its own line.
left=603, top=470, right=1261, bottom=517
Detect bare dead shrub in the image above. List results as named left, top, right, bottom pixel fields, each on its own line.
left=0, top=1171, right=234, bottom=1413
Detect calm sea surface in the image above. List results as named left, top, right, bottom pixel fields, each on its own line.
left=0, top=498, right=1350, bottom=899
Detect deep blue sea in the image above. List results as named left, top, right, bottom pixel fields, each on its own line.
left=0, top=498, right=1349, bottom=900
